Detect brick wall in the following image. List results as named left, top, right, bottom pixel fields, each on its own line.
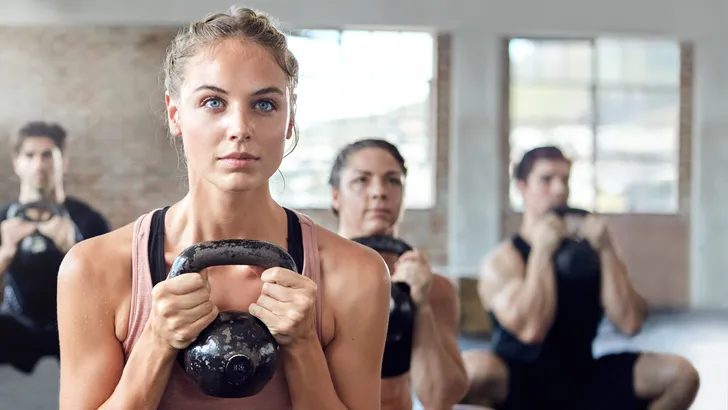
left=0, top=27, right=181, bottom=227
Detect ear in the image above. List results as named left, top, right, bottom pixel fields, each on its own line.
left=286, top=118, right=294, bottom=140
left=515, top=179, right=527, bottom=196
left=166, top=93, right=182, bottom=137
left=11, top=155, right=19, bottom=177
left=331, top=187, right=341, bottom=215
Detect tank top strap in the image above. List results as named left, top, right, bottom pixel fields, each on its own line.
left=290, top=210, right=324, bottom=345
left=123, top=210, right=157, bottom=355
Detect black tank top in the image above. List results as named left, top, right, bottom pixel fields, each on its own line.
left=147, top=207, right=305, bottom=285
left=489, top=235, right=603, bottom=366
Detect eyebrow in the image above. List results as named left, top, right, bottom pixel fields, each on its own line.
left=352, top=169, right=403, bottom=176
left=193, top=85, right=285, bottom=97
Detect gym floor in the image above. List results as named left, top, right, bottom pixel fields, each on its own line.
left=0, top=310, right=724, bottom=410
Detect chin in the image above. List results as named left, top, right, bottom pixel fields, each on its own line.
left=363, top=219, right=395, bottom=236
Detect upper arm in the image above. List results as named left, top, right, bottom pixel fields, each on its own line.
left=323, top=244, right=391, bottom=410
left=477, top=243, right=525, bottom=323
left=57, top=238, right=126, bottom=409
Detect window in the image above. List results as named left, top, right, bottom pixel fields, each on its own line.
left=269, top=29, right=437, bottom=209
left=508, top=38, right=681, bottom=213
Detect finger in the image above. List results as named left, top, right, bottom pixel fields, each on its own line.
left=167, top=287, right=212, bottom=310
left=186, top=304, right=219, bottom=338
left=168, top=300, right=215, bottom=327
left=164, top=273, right=208, bottom=295
left=248, top=302, right=278, bottom=329
left=260, top=267, right=307, bottom=288
left=260, top=281, right=297, bottom=302
left=255, top=294, right=287, bottom=316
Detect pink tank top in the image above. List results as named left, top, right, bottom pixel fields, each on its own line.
left=121, top=209, right=324, bottom=409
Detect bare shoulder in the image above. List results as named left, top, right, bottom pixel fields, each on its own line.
left=480, top=239, right=524, bottom=280
left=313, top=225, right=390, bottom=305
left=60, top=223, right=134, bottom=285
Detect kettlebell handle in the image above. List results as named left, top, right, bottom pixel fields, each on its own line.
left=167, top=239, right=298, bottom=279
left=11, top=201, right=65, bottom=222
left=350, top=235, right=413, bottom=258
left=550, top=205, right=590, bottom=219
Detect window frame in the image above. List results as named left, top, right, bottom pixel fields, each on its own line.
left=504, top=36, right=686, bottom=215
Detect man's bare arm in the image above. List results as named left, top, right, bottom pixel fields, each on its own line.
left=478, top=242, right=557, bottom=344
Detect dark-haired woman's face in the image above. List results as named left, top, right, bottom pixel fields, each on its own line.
left=332, top=147, right=405, bottom=237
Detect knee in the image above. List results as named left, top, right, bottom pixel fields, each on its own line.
left=460, top=350, right=506, bottom=403
left=671, top=356, right=700, bottom=395
left=461, top=349, right=503, bottom=383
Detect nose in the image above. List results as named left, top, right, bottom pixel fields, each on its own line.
left=368, top=177, right=388, bottom=200
left=551, top=178, right=569, bottom=199
left=226, top=103, right=252, bottom=141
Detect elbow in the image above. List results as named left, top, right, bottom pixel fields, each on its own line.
left=619, top=315, right=644, bottom=337
left=516, top=324, right=548, bottom=345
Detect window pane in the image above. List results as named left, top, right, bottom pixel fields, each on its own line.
left=272, top=41, right=435, bottom=212
left=510, top=123, right=594, bottom=162
left=569, top=160, right=596, bottom=211
left=509, top=38, right=592, bottom=83
left=596, top=39, right=680, bottom=87
left=596, top=125, right=678, bottom=163
left=595, top=160, right=678, bottom=213
left=597, top=89, right=679, bottom=126
left=340, top=30, right=434, bottom=80
left=510, top=85, right=592, bottom=122
left=508, top=159, right=595, bottom=212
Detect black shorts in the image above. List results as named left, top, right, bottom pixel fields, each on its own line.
left=500, top=352, right=650, bottom=410
left=0, top=312, right=59, bottom=374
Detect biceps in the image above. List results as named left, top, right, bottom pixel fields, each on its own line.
left=324, top=306, right=389, bottom=409
left=58, top=289, right=124, bottom=408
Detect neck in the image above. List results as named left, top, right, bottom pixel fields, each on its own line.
left=18, top=185, right=65, bottom=204
left=169, top=180, right=286, bottom=246
left=519, top=211, right=539, bottom=242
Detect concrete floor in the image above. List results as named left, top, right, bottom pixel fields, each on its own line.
left=0, top=310, right=725, bottom=410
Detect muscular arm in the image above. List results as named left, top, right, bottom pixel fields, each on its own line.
left=478, top=242, right=557, bottom=344
left=600, top=239, right=648, bottom=335
left=409, top=275, right=468, bottom=409
left=282, top=236, right=391, bottom=410
left=57, top=233, right=176, bottom=410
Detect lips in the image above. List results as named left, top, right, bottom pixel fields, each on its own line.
left=220, top=152, right=260, bottom=160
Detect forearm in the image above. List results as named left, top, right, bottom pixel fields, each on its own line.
left=410, top=306, right=468, bottom=409
left=100, top=326, right=176, bottom=410
left=601, top=246, right=647, bottom=333
left=282, top=336, right=347, bottom=410
left=0, top=249, right=13, bottom=275
left=515, top=246, right=557, bottom=335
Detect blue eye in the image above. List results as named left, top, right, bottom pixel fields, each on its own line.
left=204, top=98, right=223, bottom=109
left=255, top=100, right=275, bottom=112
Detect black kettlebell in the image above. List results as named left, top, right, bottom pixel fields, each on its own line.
left=550, top=206, right=600, bottom=276
left=350, top=235, right=417, bottom=343
left=167, top=239, right=298, bottom=398
left=7, top=201, right=66, bottom=264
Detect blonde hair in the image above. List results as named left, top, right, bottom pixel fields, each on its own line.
left=163, top=6, right=300, bottom=145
